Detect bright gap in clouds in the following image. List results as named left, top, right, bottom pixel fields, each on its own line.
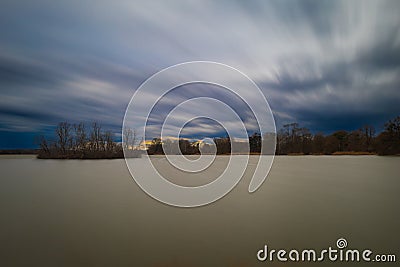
left=144, top=83, right=261, bottom=141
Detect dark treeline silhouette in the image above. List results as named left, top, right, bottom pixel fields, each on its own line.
left=375, top=116, right=400, bottom=155
left=147, top=135, right=270, bottom=155
left=38, top=116, right=400, bottom=158
left=38, top=122, right=124, bottom=159
left=147, top=137, right=232, bottom=155
left=276, top=116, right=400, bottom=155
left=147, top=116, right=400, bottom=156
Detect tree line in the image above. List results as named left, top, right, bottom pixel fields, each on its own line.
left=276, top=116, right=400, bottom=155
left=147, top=137, right=233, bottom=155
left=146, top=115, right=400, bottom=156
left=37, top=122, right=124, bottom=159
left=38, top=115, right=400, bottom=158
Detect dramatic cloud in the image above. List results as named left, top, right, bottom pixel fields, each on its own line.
left=0, top=0, right=400, bottom=148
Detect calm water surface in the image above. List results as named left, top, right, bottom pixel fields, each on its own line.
left=0, top=155, right=399, bottom=266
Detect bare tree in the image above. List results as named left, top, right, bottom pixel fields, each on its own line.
left=73, top=122, right=87, bottom=151
left=104, top=130, right=116, bottom=152
left=38, top=135, right=50, bottom=153
left=56, top=122, right=72, bottom=154
left=123, top=127, right=137, bottom=150
left=90, top=122, right=102, bottom=151
left=361, top=125, right=375, bottom=151
left=132, top=129, right=137, bottom=150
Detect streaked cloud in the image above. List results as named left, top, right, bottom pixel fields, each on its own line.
left=0, top=0, right=400, bottom=148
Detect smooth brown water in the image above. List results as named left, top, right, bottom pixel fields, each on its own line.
left=0, top=155, right=399, bottom=266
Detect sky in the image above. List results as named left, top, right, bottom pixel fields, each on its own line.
left=1, top=0, right=400, bottom=149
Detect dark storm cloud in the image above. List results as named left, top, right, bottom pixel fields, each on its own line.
left=253, top=0, right=400, bottom=131
left=357, top=32, right=400, bottom=71
left=0, top=52, right=151, bottom=135
left=0, top=0, right=400, bottom=148
left=261, top=29, right=400, bottom=132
